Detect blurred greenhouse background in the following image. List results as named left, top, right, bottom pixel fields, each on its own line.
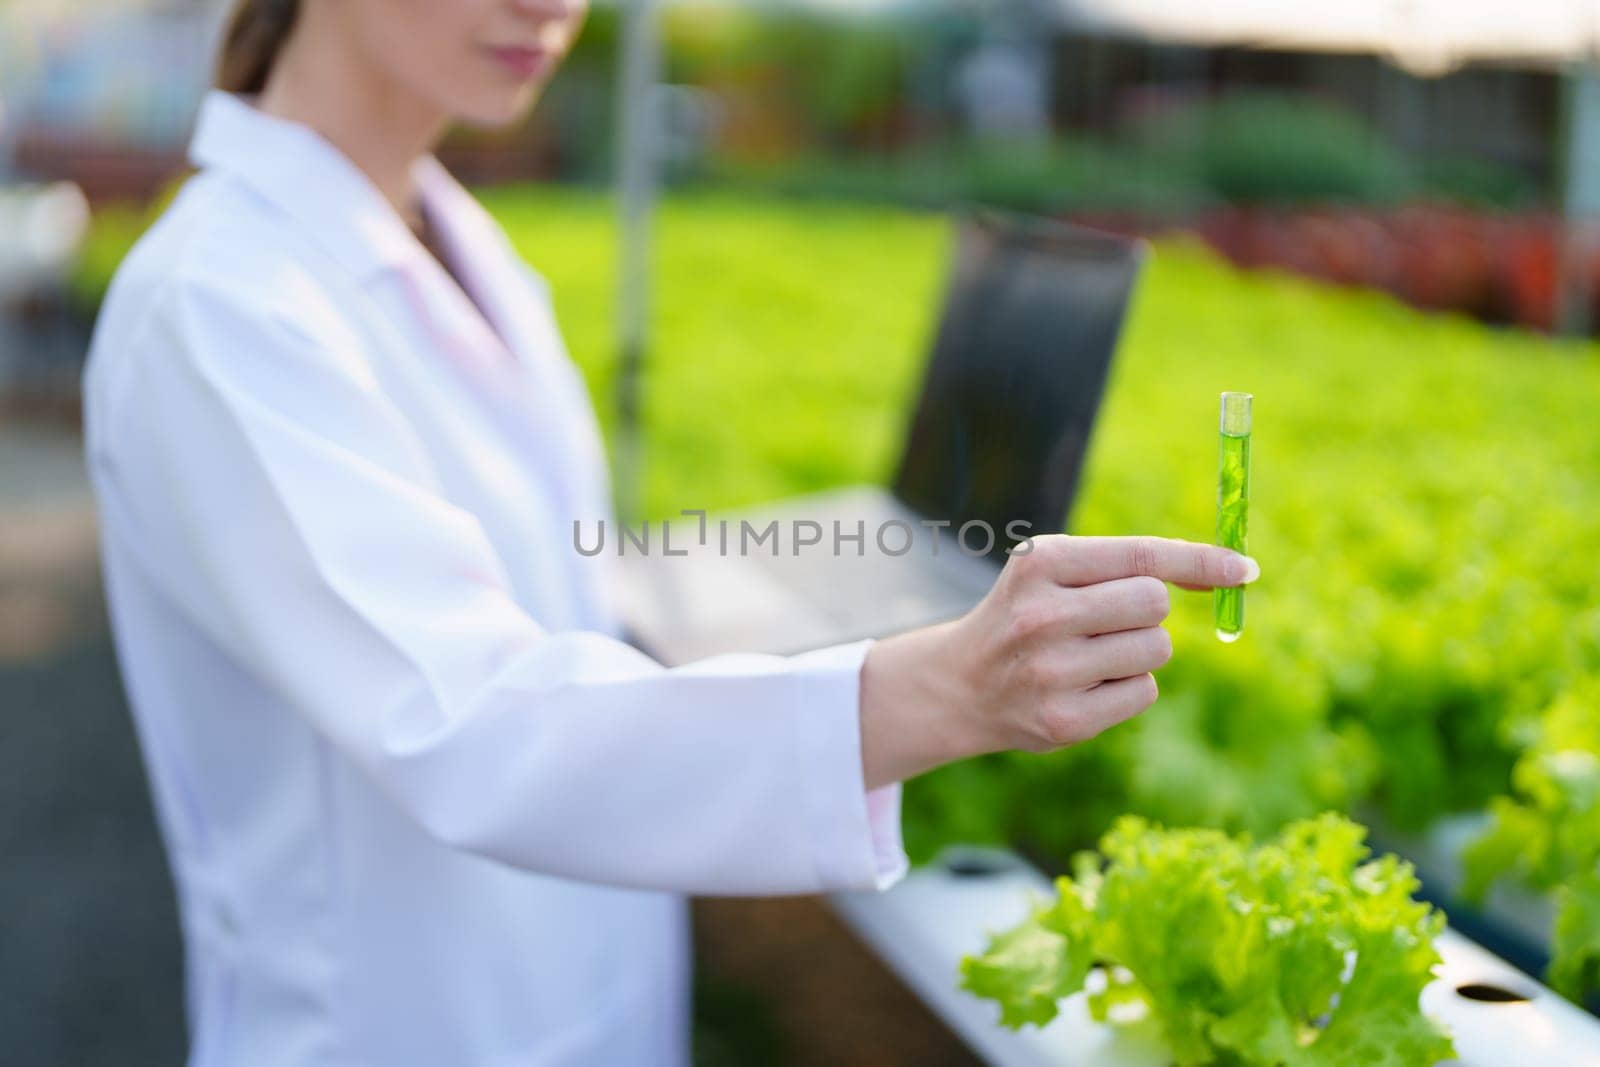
left=3, top=0, right=1600, bottom=1064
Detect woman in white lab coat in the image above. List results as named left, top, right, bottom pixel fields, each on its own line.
left=81, top=1, right=1258, bottom=1063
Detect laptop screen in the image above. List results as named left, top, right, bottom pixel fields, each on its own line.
left=890, top=208, right=1145, bottom=563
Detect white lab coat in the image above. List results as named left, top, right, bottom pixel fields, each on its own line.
left=82, top=91, right=907, bottom=1067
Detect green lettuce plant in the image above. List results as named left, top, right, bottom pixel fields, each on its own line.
left=1462, top=681, right=1600, bottom=1003
left=961, top=814, right=1454, bottom=1066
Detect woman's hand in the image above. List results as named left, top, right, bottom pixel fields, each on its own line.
left=858, top=534, right=1259, bottom=791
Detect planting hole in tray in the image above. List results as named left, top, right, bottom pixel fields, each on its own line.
left=940, top=850, right=1017, bottom=878
left=1455, top=981, right=1534, bottom=1004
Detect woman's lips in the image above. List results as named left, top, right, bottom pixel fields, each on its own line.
left=484, top=45, right=553, bottom=81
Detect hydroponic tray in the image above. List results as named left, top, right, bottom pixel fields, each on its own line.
left=829, top=848, right=1600, bottom=1067
left=1365, top=811, right=1557, bottom=974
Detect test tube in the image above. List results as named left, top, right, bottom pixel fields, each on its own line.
left=1215, top=392, right=1252, bottom=642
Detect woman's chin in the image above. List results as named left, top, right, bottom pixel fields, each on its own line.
left=455, top=85, right=544, bottom=131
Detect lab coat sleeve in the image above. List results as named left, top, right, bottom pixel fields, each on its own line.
left=94, top=274, right=909, bottom=896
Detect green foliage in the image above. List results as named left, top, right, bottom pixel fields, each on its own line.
left=69, top=202, right=144, bottom=312
left=480, top=186, right=946, bottom=517
left=1461, top=680, right=1600, bottom=1001
left=80, top=186, right=1600, bottom=974
left=961, top=814, right=1454, bottom=1065
left=67, top=175, right=188, bottom=313
left=653, top=7, right=919, bottom=156
left=1415, top=156, right=1540, bottom=212
left=961, top=905, right=1094, bottom=1029
left=1551, top=871, right=1600, bottom=1005
left=1177, top=91, right=1411, bottom=205
left=1070, top=236, right=1597, bottom=829
left=477, top=185, right=1600, bottom=868
left=704, top=88, right=1535, bottom=214
left=708, top=139, right=1210, bottom=216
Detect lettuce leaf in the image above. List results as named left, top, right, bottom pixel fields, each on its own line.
left=960, top=814, right=1454, bottom=1066
left=1462, top=681, right=1600, bottom=1003
left=1549, top=868, right=1600, bottom=1001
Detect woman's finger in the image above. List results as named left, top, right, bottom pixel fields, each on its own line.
left=1078, top=626, right=1173, bottom=681
left=1062, top=576, right=1171, bottom=635
left=1036, top=534, right=1258, bottom=589
left=1074, top=673, right=1160, bottom=737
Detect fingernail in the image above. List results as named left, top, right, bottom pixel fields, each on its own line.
left=1238, top=556, right=1261, bottom=584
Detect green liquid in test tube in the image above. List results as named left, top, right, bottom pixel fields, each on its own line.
left=1215, top=392, right=1252, bottom=643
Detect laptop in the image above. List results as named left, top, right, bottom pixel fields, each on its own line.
left=619, top=207, right=1147, bottom=667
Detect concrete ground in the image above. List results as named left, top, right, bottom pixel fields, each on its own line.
left=0, top=417, right=976, bottom=1067
left=0, top=419, right=187, bottom=1066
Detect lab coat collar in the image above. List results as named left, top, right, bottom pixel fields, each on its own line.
left=188, top=90, right=436, bottom=282
left=410, top=155, right=538, bottom=359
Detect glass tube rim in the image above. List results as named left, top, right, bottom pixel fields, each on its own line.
left=1219, top=391, right=1253, bottom=434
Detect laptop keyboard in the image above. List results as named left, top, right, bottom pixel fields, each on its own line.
left=623, top=488, right=1006, bottom=660
left=751, top=542, right=994, bottom=632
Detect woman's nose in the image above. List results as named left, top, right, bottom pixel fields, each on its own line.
left=509, top=0, right=585, bottom=22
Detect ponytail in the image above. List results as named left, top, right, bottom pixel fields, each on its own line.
left=216, top=0, right=300, bottom=94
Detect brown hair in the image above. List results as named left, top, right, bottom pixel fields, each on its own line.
left=216, top=0, right=301, bottom=94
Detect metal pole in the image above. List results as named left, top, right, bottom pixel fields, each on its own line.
left=1558, top=57, right=1600, bottom=338
left=0, top=10, right=37, bottom=184
left=614, top=0, right=662, bottom=527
